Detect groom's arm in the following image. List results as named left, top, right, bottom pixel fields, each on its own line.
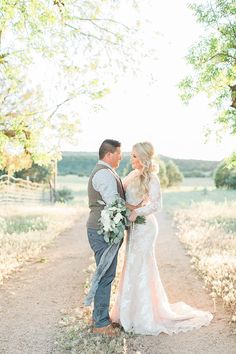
left=126, top=201, right=143, bottom=211
left=92, top=169, right=118, bottom=204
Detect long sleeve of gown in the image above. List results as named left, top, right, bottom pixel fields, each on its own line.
left=135, top=175, right=162, bottom=217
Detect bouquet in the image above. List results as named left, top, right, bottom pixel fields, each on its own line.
left=98, top=196, right=145, bottom=245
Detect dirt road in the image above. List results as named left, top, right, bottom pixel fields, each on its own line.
left=0, top=213, right=92, bottom=354
left=0, top=211, right=235, bottom=354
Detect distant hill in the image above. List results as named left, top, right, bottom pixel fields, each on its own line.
left=159, top=155, right=219, bottom=177
left=58, top=151, right=132, bottom=177
left=58, top=151, right=220, bottom=178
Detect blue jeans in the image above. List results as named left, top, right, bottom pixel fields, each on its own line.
left=87, top=228, right=118, bottom=328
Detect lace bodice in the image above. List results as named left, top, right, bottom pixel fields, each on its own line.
left=123, top=170, right=162, bottom=216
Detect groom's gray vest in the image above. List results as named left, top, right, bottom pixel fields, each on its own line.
left=87, top=163, right=125, bottom=229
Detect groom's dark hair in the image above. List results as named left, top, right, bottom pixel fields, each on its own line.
left=99, top=139, right=121, bottom=159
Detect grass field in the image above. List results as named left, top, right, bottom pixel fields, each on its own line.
left=0, top=204, right=84, bottom=284
left=57, top=175, right=88, bottom=206
left=164, top=178, right=236, bottom=212
left=57, top=175, right=236, bottom=211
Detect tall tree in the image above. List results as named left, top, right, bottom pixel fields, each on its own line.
left=0, top=0, right=144, bottom=173
left=179, top=0, right=236, bottom=136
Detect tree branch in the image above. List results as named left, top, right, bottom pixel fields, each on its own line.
left=202, top=52, right=236, bottom=64
left=75, top=17, right=131, bottom=31
left=65, top=23, right=119, bottom=45
left=47, top=97, right=74, bottom=120
left=85, top=19, right=120, bottom=38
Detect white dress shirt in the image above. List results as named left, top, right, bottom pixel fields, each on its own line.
left=92, top=160, right=120, bottom=204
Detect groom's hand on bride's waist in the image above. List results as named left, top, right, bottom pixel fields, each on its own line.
left=126, top=200, right=143, bottom=211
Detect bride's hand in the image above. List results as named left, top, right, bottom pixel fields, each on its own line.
left=126, top=201, right=143, bottom=211
left=128, top=210, right=137, bottom=222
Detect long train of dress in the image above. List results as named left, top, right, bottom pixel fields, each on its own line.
left=110, top=170, right=213, bottom=335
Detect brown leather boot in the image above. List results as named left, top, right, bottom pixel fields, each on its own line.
left=111, top=321, right=122, bottom=329
left=92, top=324, right=120, bottom=336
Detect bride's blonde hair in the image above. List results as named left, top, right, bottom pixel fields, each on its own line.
left=131, top=141, right=158, bottom=198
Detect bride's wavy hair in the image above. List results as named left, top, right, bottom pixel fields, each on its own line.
left=131, top=141, right=158, bottom=197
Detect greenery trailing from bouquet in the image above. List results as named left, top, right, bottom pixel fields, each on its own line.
left=98, top=196, right=145, bottom=245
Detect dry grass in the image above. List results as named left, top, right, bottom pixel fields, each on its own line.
left=0, top=204, right=86, bottom=283
left=57, top=247, right=131, bottom=354
left=57, top=309, right=130, bottom=354
left=174, top=201, right=236, bottom=322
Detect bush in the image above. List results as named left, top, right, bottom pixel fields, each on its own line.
left=214, top=159, right=236, bottom=189
left=225, top=171, right=236, bottom=189
left=14, top=163, right=53, bottom=183
left=165, top=160, right=183, bottom=187
left=55, top=188, right=74, bottom=203
left=156, top=158, right=168, bottom=188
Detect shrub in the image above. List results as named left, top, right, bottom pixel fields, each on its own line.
left=155, top=158, right=168, bottom=188
left=225, top=171, right=236, bottom=189
left=14, top=163, right=53, bottom=183
left=214, top=159, right=236, bottom=189
left=165, top=160, right=183, bottom=187
left=55, top=188, right=74, bottom=203
left=1, top=216, right=48, bottom=234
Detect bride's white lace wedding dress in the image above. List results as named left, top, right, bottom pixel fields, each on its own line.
left=110, top=170, right=213, bottom=335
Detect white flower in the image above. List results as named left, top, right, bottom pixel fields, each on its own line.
left=103, top=220, right=112, bottom=232
left=100, top=212, right=112, bottom=230
left=109, top=206, right=117, bottom=211
left=114, top=212, right=123, bottom=224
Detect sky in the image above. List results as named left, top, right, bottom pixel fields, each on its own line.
left=35, top=0, right=235, bottom=161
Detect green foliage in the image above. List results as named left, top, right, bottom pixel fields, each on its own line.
left=1, top=0, right=145, bottom=173
left=0, top=216, right=48, bottom=234
left=13, top=163, right=53, bottom=183
left=58, top=152, right=172, bottom=188
left=179, top=0, right=236, bottom=135
left=162, top=156, right=218, bottom=178
left=156, top=158, right=168, bottom=188
left=0, top=80, right=59, bottom=172
left=165, top=160, right=183, bottom=187
left=122, top=160, right=132, bottom=177
left=214, top=157, right=236, bottom=189
left=58, top=151, right=132, bottom=177
left=226, top=151, right=236, bottom=168
left=55, top=187, right=74, bottom=203
left=226, top=172, right=236, bottom=189
left=58, top=152, right=97, bottom=176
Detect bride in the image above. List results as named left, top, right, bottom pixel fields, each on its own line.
left=110, top=141, right=213, bottom=335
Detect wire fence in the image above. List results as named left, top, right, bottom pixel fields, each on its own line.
left=0, top=175, right=52, bottom=205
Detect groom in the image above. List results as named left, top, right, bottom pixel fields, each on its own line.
left=86, top=139, right=125, bottom=336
